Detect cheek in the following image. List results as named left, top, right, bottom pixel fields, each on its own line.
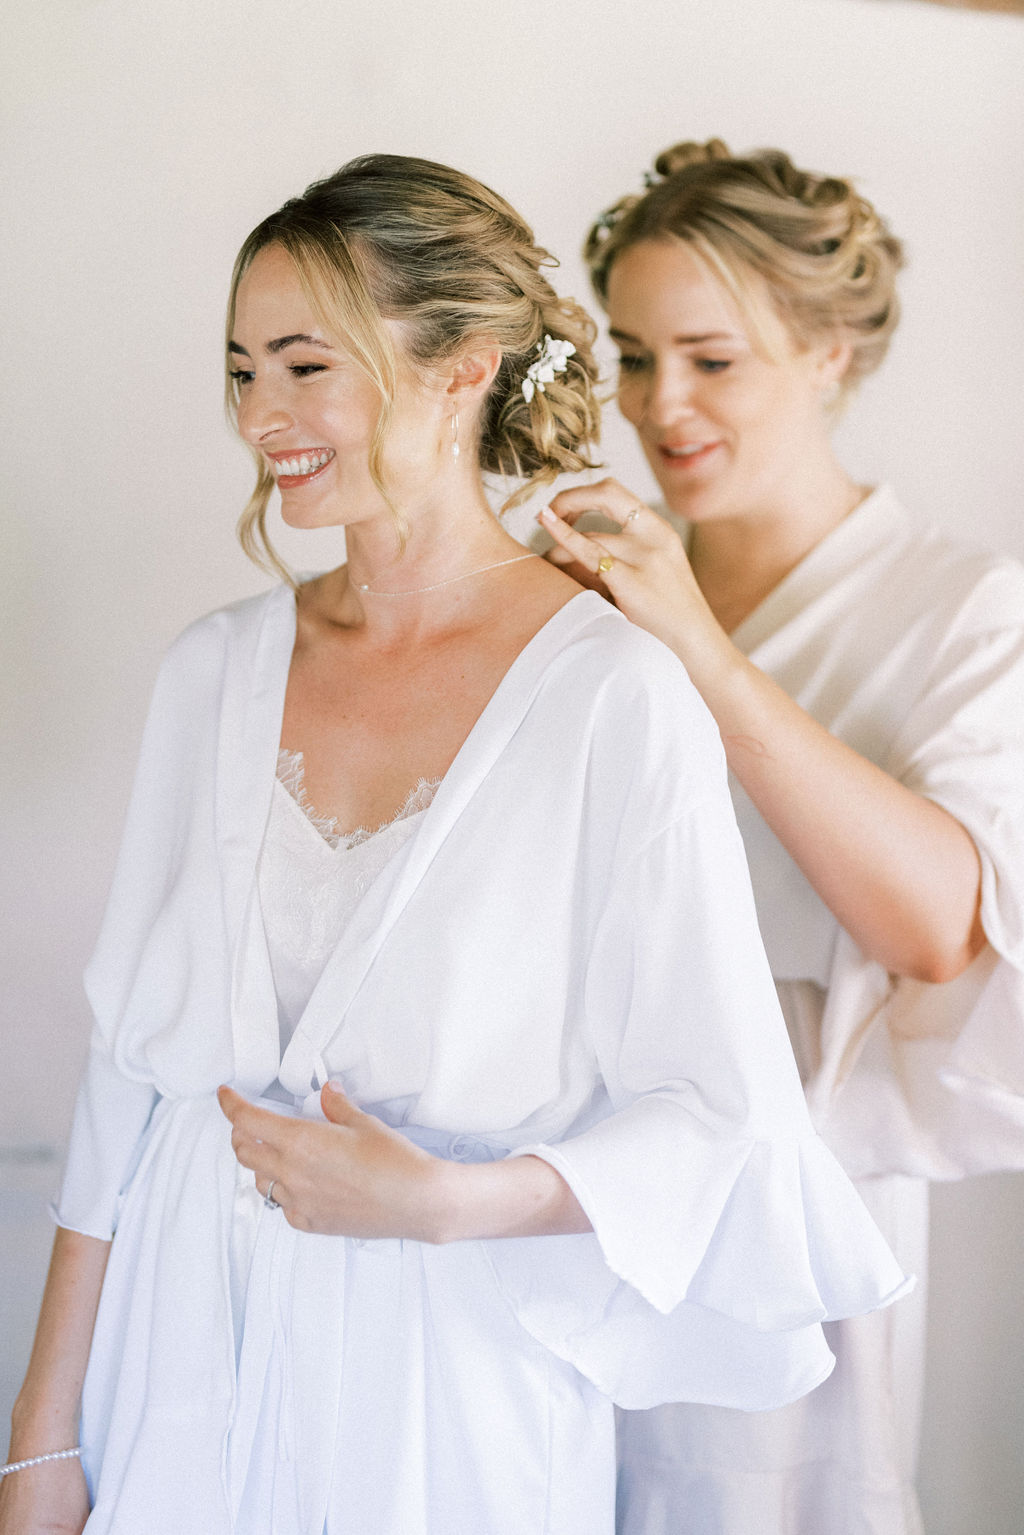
left=616, top=377, right=646, bottom=424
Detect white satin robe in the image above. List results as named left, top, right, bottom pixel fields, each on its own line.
left=55, top=586, right=910, bottom=1535
left=617, top=488, right=1024, bottom=1535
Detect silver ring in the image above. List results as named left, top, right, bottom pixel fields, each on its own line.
left=264, top=1180, right=281, bottom=1211
left=624, top=508, right=641, bottom=525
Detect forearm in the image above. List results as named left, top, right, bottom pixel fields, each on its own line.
left=689, top=640, right=985, bottom=982
left=9, top=1228, right=110, bottom=1456
left=430, top=1154, right=592, bottom=1245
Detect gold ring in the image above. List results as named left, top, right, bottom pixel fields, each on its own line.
left=597, top=555, right=614, bottom=575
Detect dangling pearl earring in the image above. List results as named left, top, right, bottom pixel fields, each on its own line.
left=450, top=412, right=460, bottom=461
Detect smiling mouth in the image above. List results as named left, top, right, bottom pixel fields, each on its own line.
left=657, top=442, right=720, bottom=467
left=268, top=449, right=335, bottom=481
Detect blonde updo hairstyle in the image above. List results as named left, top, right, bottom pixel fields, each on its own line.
left=586, top=138, right=903, bottom=397
left=227, top=153, right=600, bottom=581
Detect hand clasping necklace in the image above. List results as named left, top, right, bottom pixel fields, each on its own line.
left=354, top=551, right=537, bottom=597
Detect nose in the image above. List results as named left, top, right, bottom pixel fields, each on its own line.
left=640, top=362, right=698, bottom=432
left=236, top=376, right=294, bottom=447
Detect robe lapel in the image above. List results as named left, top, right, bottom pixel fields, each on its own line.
left=215, top=584, right=297, bottom=1089
left=279, top=591, right=608, bottom=1095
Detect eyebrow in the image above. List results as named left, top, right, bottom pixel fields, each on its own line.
left=227, top=334, right=334, bottom=357
left=609, top=328, right=743, bottom=346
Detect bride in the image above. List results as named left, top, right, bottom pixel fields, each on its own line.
left=2, top=152, right=907, bottom=1535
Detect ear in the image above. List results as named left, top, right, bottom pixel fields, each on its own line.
left=446, top=344, right=503, bottom=407
left=812, top=335, right=854, bottom=393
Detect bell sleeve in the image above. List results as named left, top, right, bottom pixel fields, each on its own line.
left=808, top=562, right=1024, bottom=1180
left=484, top=791, right=911, bottom=1410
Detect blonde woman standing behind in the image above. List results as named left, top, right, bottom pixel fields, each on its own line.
left=541, top=140, right=1024, bottom=1535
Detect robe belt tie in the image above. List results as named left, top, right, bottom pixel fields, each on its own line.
left=254, top=1091, right=510, bottom=1163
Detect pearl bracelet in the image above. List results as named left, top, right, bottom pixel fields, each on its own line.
left=0, top=1446, right=82, bottom=1479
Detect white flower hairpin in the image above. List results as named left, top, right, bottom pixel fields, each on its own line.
left=521, top=335, right=576, bottom=404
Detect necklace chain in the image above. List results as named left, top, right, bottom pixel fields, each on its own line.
left=354, top=551, right=537, bottom=597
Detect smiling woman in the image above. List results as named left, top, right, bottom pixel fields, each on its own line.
left=1, top=153, right=912, bottom=1535
left=224, top=156, right=601, bottom=583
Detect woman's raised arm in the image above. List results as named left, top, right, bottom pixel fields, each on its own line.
left=540, top=490, right=985, bottom=985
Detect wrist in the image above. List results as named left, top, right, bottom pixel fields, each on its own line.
left=421, top=1157, right=482, bottom=1246
left=9, top=1392, right=80, bottom=1456
left=674, top=624, right=749, bottom=708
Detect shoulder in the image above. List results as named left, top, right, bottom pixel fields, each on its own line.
left=535, top=593, right=726, bottom=787
left=871, top=488, right=1024, bottom=633
left=156, top=583, right=292, bottom=690
left=550, top=592, right=709, bottom=706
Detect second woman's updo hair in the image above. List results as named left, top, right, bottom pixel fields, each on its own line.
left=586, top=138, right=903, bottom=391
left=227, top=153, right=600, bottom=579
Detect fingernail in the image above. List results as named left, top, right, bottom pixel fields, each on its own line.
left=537, top=506, right=554, bottom=523
left=326, top=1078, right=345, bottom=1093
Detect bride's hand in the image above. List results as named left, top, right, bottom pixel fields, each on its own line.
left=539, top=479, right=721, bottom=667
left=218, top=1085, right=450, bottom=1243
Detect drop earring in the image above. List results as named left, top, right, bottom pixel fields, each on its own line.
left=451, top=412, right=460, bottom=460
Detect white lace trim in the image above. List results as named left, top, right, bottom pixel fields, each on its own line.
left=276, top=748, right=440, bottom=850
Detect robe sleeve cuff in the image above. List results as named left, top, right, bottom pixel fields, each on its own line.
left=513, top=1097, right=910, bottom=1323
left=483, top=1098, right=911, bottom=1410
left=53, top=1042, right=159, bottom=1239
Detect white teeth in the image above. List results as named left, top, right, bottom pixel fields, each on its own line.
left=273, top=452, right=331, bottom=477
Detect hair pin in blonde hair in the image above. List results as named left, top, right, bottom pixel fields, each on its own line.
left=521, top=335, right=576, bottom=403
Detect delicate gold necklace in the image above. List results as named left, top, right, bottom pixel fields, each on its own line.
left=354, top=551, right=537, bottom=597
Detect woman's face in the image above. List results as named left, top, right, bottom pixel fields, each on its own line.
left=229, top=243, right=446, bottom=530
left=606, top=239, right=843, bottom=524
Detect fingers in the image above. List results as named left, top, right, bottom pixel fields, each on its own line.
left=216, top=1086, right=274, bottom=1135
left=547, top=477, right=648, bottom=528
left=217, top=1086, right=288, bottom=1149
left=321, top=1080, right=363, bottom=1125
left=543, top=541, right=576, bottom=567
left=538, top=506, right=625, bottom=578
left=217, top=1087, right=297, bottom=1195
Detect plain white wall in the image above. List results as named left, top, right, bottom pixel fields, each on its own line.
left=2, top=0, right=1023, bottom=1528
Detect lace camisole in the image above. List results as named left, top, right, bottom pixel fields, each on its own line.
left=258, top=749, right=439, bottom=1101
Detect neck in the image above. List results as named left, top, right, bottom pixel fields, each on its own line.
left=688, top=449, right=865, bottom=630
left=323, top=486, right=528, bottom=637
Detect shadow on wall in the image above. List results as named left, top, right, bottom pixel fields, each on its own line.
left=867, top=0, right=1024, bottom=13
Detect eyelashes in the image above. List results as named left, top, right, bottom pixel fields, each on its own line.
left=616, top=355, right=734, bottom=376
left=228, top=364, right=329, bottom=386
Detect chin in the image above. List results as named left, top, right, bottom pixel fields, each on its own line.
left=656, top=483, right=714, bottom=524
left=277, top=488, right=355, bottom=531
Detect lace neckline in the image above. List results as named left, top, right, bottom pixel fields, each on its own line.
left=276, top=748, right=439, bottom=851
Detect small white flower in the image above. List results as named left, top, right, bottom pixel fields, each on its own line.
left=521, top=335, right=576, bottom=404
